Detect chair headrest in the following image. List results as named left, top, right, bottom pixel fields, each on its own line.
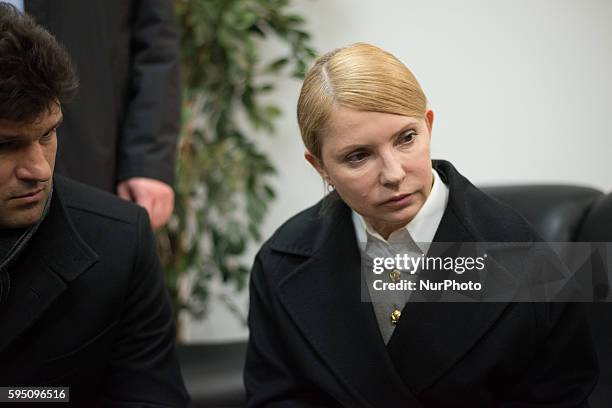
left=577, top=192, right=612, bottom=242
left=481, top=185, right=602, bottom=242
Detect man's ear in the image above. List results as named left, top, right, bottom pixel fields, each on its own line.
left=425, top=110, right=434, bottom=135
left=304, top=150, right=330, bottom=183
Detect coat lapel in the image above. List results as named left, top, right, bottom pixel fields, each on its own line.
left=276, top=197, right=422, bottom=407
left=385, top=161, right=513, bottom=394
left=0, top=181, right=98, bottom=352
left=385, top=206, right=511, bottom=394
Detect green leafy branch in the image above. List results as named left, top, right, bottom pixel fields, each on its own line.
left=158, top=0, right=316, bottom=320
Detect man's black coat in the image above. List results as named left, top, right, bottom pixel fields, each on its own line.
left=26, top=0, right=181, bottom=192
left=0, top=176, right=188, bottom=407
left=245, top=160, right=598, bottom=407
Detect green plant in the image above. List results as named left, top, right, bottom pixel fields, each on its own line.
left=157, top=0, right=316, bottom=323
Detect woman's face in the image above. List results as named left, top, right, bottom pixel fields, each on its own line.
left=306, top=105, right=434, bottom=239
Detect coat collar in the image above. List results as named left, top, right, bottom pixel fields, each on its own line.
left=272, top=160, right=513, bottom=402
left=0, top=177, right=98, bottom=352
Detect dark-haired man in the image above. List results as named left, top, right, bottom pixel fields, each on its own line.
left=0, top=3, right=188, bottom=406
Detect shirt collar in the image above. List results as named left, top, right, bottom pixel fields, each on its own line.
left=352, top=168, right=449, bottom=252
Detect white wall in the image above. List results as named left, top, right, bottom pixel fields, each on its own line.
left=186, top=0, right=612, bottom=342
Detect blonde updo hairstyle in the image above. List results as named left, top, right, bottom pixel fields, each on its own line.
left=297, top=42, right=428, bottom=161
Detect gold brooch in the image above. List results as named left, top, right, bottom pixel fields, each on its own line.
left=390, top=308, right=401, bottom=325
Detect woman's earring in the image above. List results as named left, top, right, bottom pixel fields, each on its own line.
left=327, top=182, right=334, bottom=192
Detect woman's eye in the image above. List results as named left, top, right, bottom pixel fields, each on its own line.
left=346, top=151, right=369, bottom=163
left=397, top=130, right=416, bottom=145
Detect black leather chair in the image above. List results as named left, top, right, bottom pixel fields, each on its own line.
left=178, top=342, right=247, bottom=408
left=178, top=184, right=612, bottom=407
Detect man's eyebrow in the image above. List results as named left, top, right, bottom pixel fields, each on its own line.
left=0, top=116, right=64, bottom=140
left=0, top=133, right=18, bottom=140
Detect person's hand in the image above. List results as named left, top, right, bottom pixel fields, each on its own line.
left=117, top=177, right=175, bottom=230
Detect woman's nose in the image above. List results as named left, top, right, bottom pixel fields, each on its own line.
left=379, top=151, right=405, bottom=187
left=15, top=143, right=53, bottom=182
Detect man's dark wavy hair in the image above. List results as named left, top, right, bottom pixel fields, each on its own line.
left=0, top=2, right=78, bottom=123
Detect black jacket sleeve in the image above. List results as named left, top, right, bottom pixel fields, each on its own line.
left=103, top=207, right=189, bottom=407
left=117, top=0, right=181, bottom=186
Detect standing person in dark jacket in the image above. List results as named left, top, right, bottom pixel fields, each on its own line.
left=0, top=4, right=188, bottom=406
left=23, top=0, right=181, bottom=229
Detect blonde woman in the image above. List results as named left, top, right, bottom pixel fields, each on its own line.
left=244, top=43, right=597, bottom=407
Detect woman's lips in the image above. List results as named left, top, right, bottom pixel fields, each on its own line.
left=379, top=193, right=413, bottom=208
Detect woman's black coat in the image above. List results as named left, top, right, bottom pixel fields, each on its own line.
left=244, top=160, right=598, bottom=407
